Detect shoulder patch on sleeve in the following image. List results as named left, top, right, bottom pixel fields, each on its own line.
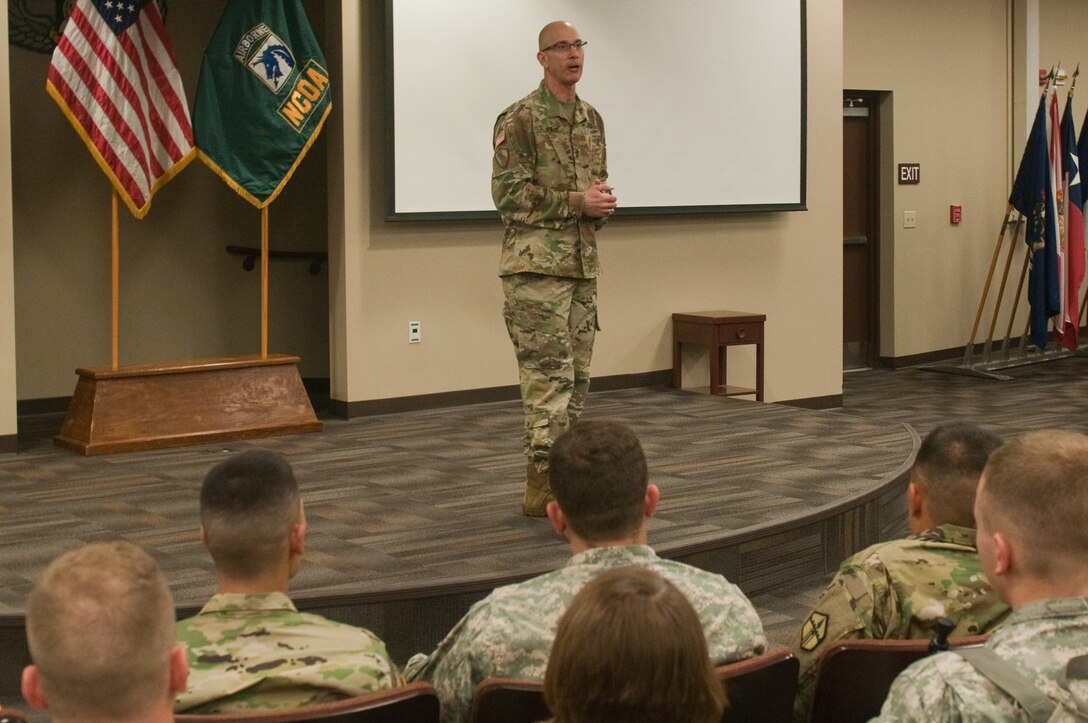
left=494, top=129, right=506, bottom=149
left=799, top=611, right=830, bottom=652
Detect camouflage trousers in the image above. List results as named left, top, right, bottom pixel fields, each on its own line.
left=502, top=273, right=598, bottom=471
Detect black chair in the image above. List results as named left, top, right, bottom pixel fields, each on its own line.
left=174, top=681, right=441, bottom=723
left=0, top=708, right=28, bottom=723
left=807, top=634, right=990, bottom=723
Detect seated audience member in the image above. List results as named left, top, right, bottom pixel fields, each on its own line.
left=405, top=420, right=766, bottom=723
left=791, top=422, right=1010, bottom=721
left=544, top=566, right=727, bottom=723
left=874, top=429, right=1088, bottom=721
left=175, top=449, right=400, bottom=714
left=21, top=541, right=188, bottom=723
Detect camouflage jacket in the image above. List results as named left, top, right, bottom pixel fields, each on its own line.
left=175, top=592, right=401, bottom=714
left=791, top=524, right=1010, bottom=722
left=404, top=544, right=766, bottom=723
left=875, top=596, right=1088, bottom=721
left=493, top=81, right=607, bottom=280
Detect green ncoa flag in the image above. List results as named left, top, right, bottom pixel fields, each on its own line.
left=194, top=0, right=331, bottom=207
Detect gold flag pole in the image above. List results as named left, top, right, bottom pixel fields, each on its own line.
left=111, top=190, right=120, bottom=371
left=258, top=205, right=267, bottom=358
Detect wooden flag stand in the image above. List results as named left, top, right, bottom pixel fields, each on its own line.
left=55, top=197, right=322, bottom=456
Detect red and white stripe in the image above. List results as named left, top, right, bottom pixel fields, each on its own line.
left=46, top=0, right=193, bottom=218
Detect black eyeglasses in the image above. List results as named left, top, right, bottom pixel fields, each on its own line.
left=541, top=40, right=587, bottom=53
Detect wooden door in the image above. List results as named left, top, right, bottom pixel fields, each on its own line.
left=843, top=95, right=880, bottom=369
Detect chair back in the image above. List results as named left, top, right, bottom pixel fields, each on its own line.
left=469, top=677, right=549, bottom=723
left=0, top=709, right=28, bottom=723
left=717, top=648, right=799, bottom=723
left=807, top=634, right=990, bottom=723
left=173, top=681, right=440, bottom=723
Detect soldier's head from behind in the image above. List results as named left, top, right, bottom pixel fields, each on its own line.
left=547, top=421, right=659, bottom=546
left=545, top=566, right=726, bottom=723
left=974, top=429, right=1088, bottom=606
left=907, top=422, right=1002, bottom=534
left=200, top=448, right=305, bottom=584
left=21, top=541, right=187, bottom=723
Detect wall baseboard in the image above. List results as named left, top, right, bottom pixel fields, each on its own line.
left=14, top=370, right=848, bottom=427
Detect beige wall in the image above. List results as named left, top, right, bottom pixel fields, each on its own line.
left=328, top=0, right=844, bottom=405
left=845, top=0, right=1016, bottom=359
left=6, top=1, right=844, bottom=411
left=1040, top=1, right=1088, bottom=86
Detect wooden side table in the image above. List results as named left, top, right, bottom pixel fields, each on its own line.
left=672, top=310, right=766, bottom=400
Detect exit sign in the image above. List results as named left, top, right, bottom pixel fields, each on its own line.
left=898, top=163, right=920, bottom=184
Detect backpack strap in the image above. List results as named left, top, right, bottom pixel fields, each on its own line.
left=956, top=647, right=1056, bottom=723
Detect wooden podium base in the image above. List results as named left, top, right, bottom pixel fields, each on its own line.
left=55, top=354, right=324, bottom=456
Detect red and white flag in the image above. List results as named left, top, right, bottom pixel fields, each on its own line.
left=46, top=0, right=195, bottom=219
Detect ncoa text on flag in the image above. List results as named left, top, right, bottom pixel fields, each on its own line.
left=194, top=0, right=332, bottom=208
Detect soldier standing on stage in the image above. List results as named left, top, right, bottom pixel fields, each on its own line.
left=493, top=19, right=617, bottom=516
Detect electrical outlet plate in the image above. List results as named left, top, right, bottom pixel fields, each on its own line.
left=409, top=321, right=421, bottom=343
left=904, top=210, right=917, bottom=228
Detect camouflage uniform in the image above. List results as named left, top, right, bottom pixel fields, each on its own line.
left=874, top=596, right=1088, bottom=721
left=403, top=544, right=766, bottom=723
left=791, top=524, right=1010, bottom=722
left=175, top=592, right=401, bottom=714
left=493, top=80, right=608, bottom=468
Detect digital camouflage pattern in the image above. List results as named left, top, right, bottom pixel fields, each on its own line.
left=175, top=592, right=400, bottom=713
left=493, top=81, right=607, bottom=468
left=791, top=524, right=1011, bottom=722
left=403, top=544, right=766, bottom=723
left=493, top=80, right=607, bottom=280
left=874, top=596, right=1088, bottom=721
left=502, top=274, right=596, bottom=464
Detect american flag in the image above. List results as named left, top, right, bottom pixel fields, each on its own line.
left=46, top=0, right=194, bottom=219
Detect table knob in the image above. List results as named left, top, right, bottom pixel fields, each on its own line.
left=736, top=328, right=747, bottom=339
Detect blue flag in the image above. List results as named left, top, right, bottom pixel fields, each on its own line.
left=1010, top=93, right=1060, bottom=350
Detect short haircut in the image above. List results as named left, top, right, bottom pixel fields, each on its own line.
left=200, top=448, right=301, bottom=579
left=25, top=541, right=176, bottom=721
left=912, top=422, right=1001, bottom=528
left=978, top=429, right=1088, bottom=578
left=548, top=421, right=648, bottom=543
left=545, top=566, right=727, bottom=723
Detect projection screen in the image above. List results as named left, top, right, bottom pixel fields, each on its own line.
left=387, top=0, right=806, bottom=219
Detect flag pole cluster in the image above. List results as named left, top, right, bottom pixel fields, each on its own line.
left=1009, top=67, right=1087, bottom=351
left=46, top=0, right=331, bottom=217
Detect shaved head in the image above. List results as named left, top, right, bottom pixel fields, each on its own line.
left=539, top=20, right=576, bottom=51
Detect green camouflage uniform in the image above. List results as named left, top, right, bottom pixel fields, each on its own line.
left=403, top=544, right=766, bottom=723
left=175, top=592, right=401, bottom=713
left=791, top=524, right=1011, bottom=722
left=874, top=596, right=1088, bottom=721
left=493, top=80, right=608, bottom=468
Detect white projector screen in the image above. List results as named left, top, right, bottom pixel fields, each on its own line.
left=387, top=0, right=806, bottom=219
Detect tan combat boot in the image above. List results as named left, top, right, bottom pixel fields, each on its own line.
left=522, top=461, right=554, bottom=517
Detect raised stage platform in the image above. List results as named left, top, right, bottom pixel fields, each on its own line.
left=0, top=386, right=918, bottom=702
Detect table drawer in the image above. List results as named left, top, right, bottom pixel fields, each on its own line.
left=717, top=323, right=763, bottom=344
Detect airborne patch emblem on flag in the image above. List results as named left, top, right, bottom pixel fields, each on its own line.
left=236, top=24, right=296, bottom=94
left=799, top=611, right=829, bottom=651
